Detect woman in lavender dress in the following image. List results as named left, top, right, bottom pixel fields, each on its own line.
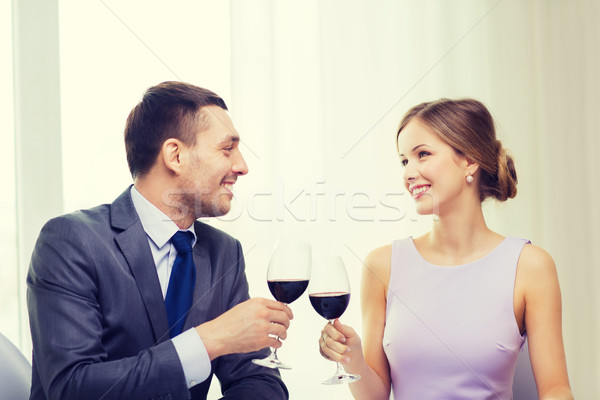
left=319, top=99, right=573, bottom=400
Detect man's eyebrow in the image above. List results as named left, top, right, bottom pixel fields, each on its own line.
left=219, top=135, right=240, bottom=145
left=398, top=144, right=427, bottom=157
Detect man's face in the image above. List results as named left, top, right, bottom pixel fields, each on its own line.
left=178, top=105, right=248, bottom=218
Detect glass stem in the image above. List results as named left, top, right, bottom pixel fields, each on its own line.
left=272, top=336, right=280, bottom=358
left=272, top=303, right=288, bottom=359
left=334, top=361, right=345, bottom=377
left=328, top=319, right=344, bottom=376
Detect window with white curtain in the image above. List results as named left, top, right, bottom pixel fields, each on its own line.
left=0, top=0, right=19, bottom=348
left=58, top=0, right=232, bottom=212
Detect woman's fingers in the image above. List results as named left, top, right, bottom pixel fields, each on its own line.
left=319, top=323, right=349, bottom=362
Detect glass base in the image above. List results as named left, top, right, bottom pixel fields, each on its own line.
left=252, top=356, right=292, bottom=370
left=322, top=372, right=360, bottom=385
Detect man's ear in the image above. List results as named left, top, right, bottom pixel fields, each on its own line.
left=161, top=138, right=183, bottom=175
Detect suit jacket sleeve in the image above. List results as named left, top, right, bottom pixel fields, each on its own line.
left=27, top=215, right=190, bottom=400
left=211, top=240, right=289, bottom=400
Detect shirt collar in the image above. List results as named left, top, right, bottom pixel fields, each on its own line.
left=130, top=186, right=197, bottom=249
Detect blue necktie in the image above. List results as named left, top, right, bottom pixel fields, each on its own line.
left=165, top=231, right=196, bottom=338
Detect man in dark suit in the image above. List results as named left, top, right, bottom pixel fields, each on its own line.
left=27, top=81, right=292, bottom=399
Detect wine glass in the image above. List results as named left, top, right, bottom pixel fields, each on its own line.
left=252, top=240, right=311, bottom=369
left=309, top=256, right=360, bottom=384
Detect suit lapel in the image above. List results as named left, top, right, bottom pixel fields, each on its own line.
left=184, top=223, right=212, bottom=330
left=111, top=187, right=171, bottom=343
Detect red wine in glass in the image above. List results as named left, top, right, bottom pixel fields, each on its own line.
left=309, top=292, right=350, bottom=320
left=268, top=280, right=309, bottom=304
left=252, top=241, right=311, bottom=369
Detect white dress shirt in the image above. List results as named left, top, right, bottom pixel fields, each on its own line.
left=130, top=186, right=211, bottom=388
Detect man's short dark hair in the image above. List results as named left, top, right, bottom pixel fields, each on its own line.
left=124, top=81, right=228, bottom=178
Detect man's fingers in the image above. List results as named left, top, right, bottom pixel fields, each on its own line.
left=266, top=335, right=283, bottom=349
left=262, top=298, right=294, bottom=319
left=269, top=322, right=288, bottom=340
left=268, top=309, right=292, bottom=329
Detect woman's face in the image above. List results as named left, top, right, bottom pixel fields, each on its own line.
left=397, top=118, right=472, bottom=216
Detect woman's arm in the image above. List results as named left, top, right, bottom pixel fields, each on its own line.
left=517, top=244, right=573, bottom=400
left=319, top=245, right=392, bottom=399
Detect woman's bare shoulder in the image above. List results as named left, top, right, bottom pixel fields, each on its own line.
left=518, top=243, right=556, bottom=274
left=362, top=244, right=393, bottom=287
left=516, top=243, right=560, bottom=296
left=366, top=244, right=392, bottom=265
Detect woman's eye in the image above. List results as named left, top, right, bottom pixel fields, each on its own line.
left=400, top=159, right=408, bottom=167
left=418, top=151, right=430, bottom=158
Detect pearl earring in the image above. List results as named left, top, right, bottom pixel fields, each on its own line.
left=466, top=174, right=474, bottom=184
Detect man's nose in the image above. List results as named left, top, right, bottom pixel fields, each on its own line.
left=233, top=150, right=248, bottom=176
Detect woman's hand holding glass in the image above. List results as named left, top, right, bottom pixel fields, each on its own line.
left=310, top=256, right=360, bottom=384
left=319, top=319, right=362, bottom=366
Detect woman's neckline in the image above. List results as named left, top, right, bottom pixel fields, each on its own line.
left=408, top=236, right=509, bottom=268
